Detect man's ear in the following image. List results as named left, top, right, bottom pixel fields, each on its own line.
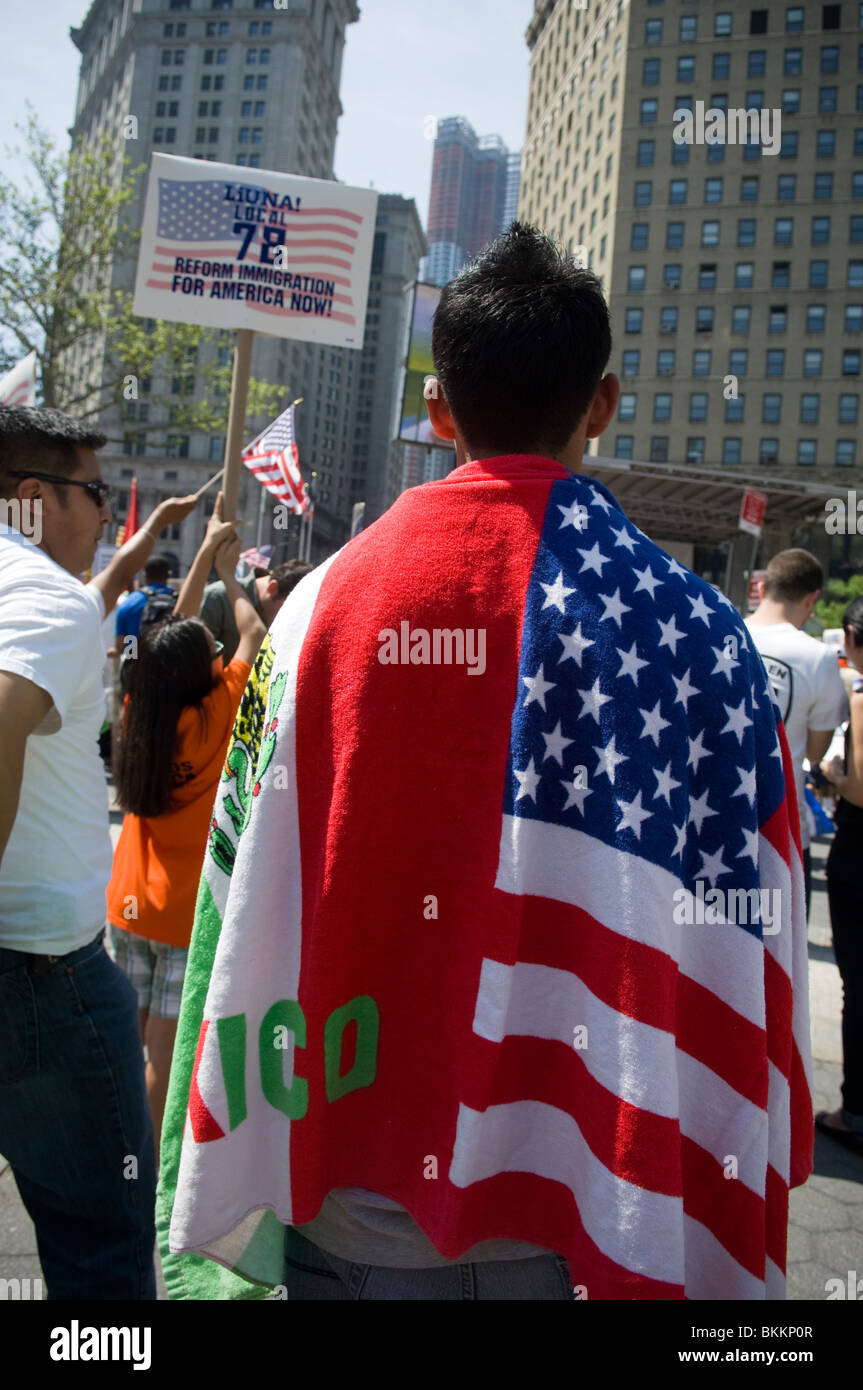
left=424, top=382, right=457, bottom=442
left=585, top=373, right=620, bottom=439
left=266, top=579, right=279, bottom=600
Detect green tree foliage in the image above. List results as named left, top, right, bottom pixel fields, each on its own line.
left=815, top=574, right=863, bottom=631
left=0, top=109, right=286, bottom=441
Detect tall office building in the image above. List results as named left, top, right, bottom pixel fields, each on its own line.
left=424, top=116, right=521, bottom=287
left=68, top=0, right=422, bottom=565
left=519, top=0, right=862, bottom=573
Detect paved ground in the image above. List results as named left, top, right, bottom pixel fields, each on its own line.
left=1, top=835, right=860, bottom=1300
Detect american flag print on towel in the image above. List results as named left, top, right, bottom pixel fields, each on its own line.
left=160, top=454, right=812, bottom=1301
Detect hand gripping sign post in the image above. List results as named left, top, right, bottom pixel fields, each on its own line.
left=739, top=487, right=768, bottom=596
left=133, top=153, right=378, bottom=521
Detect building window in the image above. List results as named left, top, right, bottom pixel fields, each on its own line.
left=642, top=57, right=660, bottom=84
left=839, top=394, right=859, bottom=423
left=763, top=394, right=782, bottom=423
left=850, top=261, right=863, bottom=287
left=660, top=307, right=678, bottom=333
left=746, top=90, right=764, bottom=111
left=692, top=349, right=711, bottom=376
left=625, top=308, right=643, bottom=333
left=837, top=440, right=857, bottom=466
left=784, top=48, right=803, bottom=75
left=846, top=305, right=863, bottom=333
left=820, top=86, right=838, bottom=112
left=749, top=50, right=767, bottom=77
left=628, top=266, right=646, bottom=292
left=812, top=216, right=831, bottom=244
left=619, top=393, right=637, bottom=421
left=696, top=307, right=714, bottom=333
left=781, top=131, right=799, bottom=158
left=634, top=181, right=652, bottom=206
left=821, top=45, right=839, bottom=74
left=729, top=348, right=748, bottom=376
left=705, top=178, right=723, bottom=204
left=622, top=350, right=640, bottom=377
left=715, top=13, right=733, bottom=37
left=775, top=218, right=794, bottom=245
left=615, top=436, right=634, bottom=459
left=798, top=439, right=817, bottom=466
left=666, top=222, right=685, bottom=250
left=689, top=393, right=708, bottom=422
left=713, top=52, right=731, bottom=79
left=817, top=133, right=836, bottom=162
left=741, top=177, right=759, bottom=202
left=738, top=219, right=756, bottom=247
left=782, top=88, right=801, bottom=113
left=722, top=438, right=742, bottom=465
left=760, top=438, right=779, bottom=464
left=664, top=264, right=682, bottom=289
left=807, top=304, right=827, bottom=332
left=804, top=348, right=824, bottom=376
left=726, top=395, right=745, bottom=423
left=677, top=56, right=695, bottom=82
left=777, top=174, right=796, bottom=201
left=735, top=262, right=754, bottom=289
left=769, top=305, right=788, bottom=334
left=640, top=98, right=658, bottom=124
left=645, top=19, right=663, bottom=44
left=701, top=220, right=720, bottom=246
left=657, top=349, right=676, bottom=375
left=698, top=263, right=717, bottom=291
left=631, top=223, right=649, bottom=251
left=844, top=350, right=862, bottom=374
left=732, top=305, right=751, bottom=333
left=766, top=349, right=786, bottom=376
left=669, top=179, right=688, bottom=205
left=810, top=259, right=829, bottom=287
left=800, top=394, right=820, bottom=424
left=787, top=6, right=805, bottom=32
left=637, top=141, right=655, bottom=166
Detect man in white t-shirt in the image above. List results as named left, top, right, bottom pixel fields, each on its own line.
left=0, top=404, right=197, bottom=1298
left=746, top=548, right=849, bottom=918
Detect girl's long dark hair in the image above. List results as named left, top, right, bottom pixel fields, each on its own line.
left=113, top=616, right=217, bottom=818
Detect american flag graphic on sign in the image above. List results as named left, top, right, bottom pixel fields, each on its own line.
left=161, top=455, right=812, bottom=1302
left=242, top=406, right=309, bottom=514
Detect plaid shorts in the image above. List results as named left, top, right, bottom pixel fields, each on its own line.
left=107, top=924, right=189, bottom=1020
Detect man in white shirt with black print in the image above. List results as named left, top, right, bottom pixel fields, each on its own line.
left=746, top=548, right=849, bottom=920
left=0, top=404, right=197, bottom=1299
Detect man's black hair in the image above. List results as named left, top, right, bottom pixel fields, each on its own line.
left=144, top=555, right=173, bottom=585
left=431, top=221, right=612, bottom=457
left=0, top=404, right=107, bottom=502
left=269, top=559, right=313, bottom=599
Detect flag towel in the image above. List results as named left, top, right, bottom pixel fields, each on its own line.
left=159, top=454, right=813, bottom=1301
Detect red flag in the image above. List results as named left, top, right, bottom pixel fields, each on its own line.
left=116, top=477, right=139, bottom=547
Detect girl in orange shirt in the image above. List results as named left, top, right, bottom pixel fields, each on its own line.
left=108, top=509, right=266, bottom=1149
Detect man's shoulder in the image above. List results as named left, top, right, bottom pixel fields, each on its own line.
left=117, top=590, right=146, bottom=613
left=0, top=529, right=98, bottom=616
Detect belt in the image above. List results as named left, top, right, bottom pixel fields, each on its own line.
left=23, top=952, right=63, bottom=975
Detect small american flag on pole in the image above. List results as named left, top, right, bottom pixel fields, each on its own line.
left=242, top=405, right=309, bottom=514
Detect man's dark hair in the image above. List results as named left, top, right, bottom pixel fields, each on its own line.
left=0, top=404, right=107, bottom=503
left=431, top=221, right=612, bottom=457
left=145, top=555, right=172, bottom=585
left=269, top=559, right=313, bottom=599
left=843, top=595, right=863, bottom=647
left=763, top=549, right=823, bottom=603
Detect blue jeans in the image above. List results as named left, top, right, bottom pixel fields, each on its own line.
left=0, top=930, right=156, bottom=1300
left=283, top=1226, right=574, bottom=1300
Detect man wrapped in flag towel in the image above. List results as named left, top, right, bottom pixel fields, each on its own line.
left=158, top=223, right=812, bottom=1301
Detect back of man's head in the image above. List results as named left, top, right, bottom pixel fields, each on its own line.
left=431, top=221, right=612, bottom=458
left=270, top=559, right=313, bottom=599
left=0, top=404, right=107, bottom=502
left=762, top=549, right=823, bottom=604
left=145, top=555, right=172, bottom=586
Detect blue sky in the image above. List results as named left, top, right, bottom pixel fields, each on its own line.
left=0, top=0, right=532, bottom=226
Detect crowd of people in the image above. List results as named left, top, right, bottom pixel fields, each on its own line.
left=0, top=224, right=860, bottom=1302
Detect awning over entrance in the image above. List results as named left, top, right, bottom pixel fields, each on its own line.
left=587, top=456, right=837, bottom=546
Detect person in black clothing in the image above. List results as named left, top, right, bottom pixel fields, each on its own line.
left=819, top=595, right=863, bottom=1153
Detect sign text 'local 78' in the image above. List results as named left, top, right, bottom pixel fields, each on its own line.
left=133, top=153, right=378, bottom=349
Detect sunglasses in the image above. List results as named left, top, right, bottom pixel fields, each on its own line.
left=8, top=470, right=112, bottom=508
left=211, top=641, right=224, bottom=658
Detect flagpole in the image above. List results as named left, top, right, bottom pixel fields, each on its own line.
left=255, top=477, right=267, bottom=548
left=222, top=328, right=255, bottom=523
